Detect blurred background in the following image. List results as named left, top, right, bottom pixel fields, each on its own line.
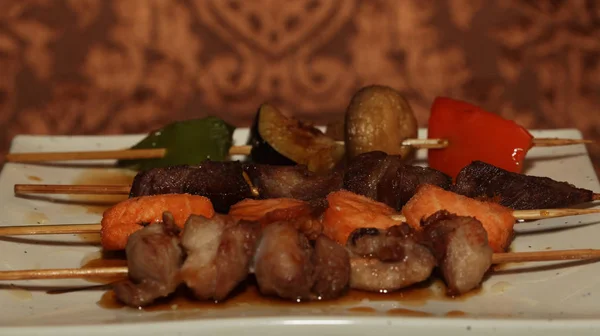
left=0, top=0, right=598, bottom=174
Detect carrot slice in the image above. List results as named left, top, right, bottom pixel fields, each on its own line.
left=322, top=190, right=398, bottom=245
left=402, top=184, right=514, bottom=252
left=100, top=194, right=214, bottom=251
left=229, top=198, right=306, bottom=222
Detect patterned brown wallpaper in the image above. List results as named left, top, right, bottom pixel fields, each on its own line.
left=0, top=0, right=598, bottom=174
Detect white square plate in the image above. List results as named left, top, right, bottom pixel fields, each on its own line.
left=1, top=129, right=599, bottom=335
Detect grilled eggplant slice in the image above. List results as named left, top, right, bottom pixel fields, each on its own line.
left=247, top=104, right=345, bottom=173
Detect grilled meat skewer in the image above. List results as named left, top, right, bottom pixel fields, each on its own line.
left=130, top=161, right=254, bottom=213
left=113, top=209, right=494, bottom=308
left=452, top=160, right=596, bottom=209
left=126, top=151, right=597, bottom=213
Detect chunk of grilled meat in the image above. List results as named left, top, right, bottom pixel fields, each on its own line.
left=421, top=210, right=493, bottom=296
left=180, top=214, right=261, bottom=301
left=258, top=198, right=328, bottom=240
left=453, top=160, right=595, bottom=209
left=253, top=222, right=315, bottom=300
left=311, top=235, right=351, bottom=299
left=253, top=222, right=350, bottom=301
left=243, top=164, right=343, bottom=201
left=344, top=151, right=452, bottom=210
left=113, top=212, right=183, bottom=307
left=129, top=162, right=254, bottom=213
left=346, top=224, right=436, bottom=292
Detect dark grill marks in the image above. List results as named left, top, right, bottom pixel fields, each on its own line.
left=346, top=224, right=436, bottom=292
left=243, top=163, right=344, bottom=201
left=129, top=162, right=254, bottom=213
left=128, top=153, right=597, bottom=213
left=344, top=151, right=453, bottom=210
left=452, top=161, right=594, bottom=209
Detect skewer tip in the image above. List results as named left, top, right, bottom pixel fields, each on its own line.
left=532, top=138, right=595, bottom=147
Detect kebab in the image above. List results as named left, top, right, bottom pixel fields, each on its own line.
left=109, top=210, right=491, bottom=306
left=3, top=181, right=600, bottom=252
left=14, top=152, right=599, bottom=213
left=3, top=207, right=600, bottom=309
left=5, top=86, right=593, bottom=177
left=1, top=184, right=599, bottom=303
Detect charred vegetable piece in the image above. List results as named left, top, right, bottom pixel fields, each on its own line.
left=118, top=117, right=235, bottom=171
left=247, top=106, right=297, bottom=167
left=247, top=104, right=345, bottom=173
left=427, top=97, right=534, bottom=179
left=345, top=85, right=418, bottom=161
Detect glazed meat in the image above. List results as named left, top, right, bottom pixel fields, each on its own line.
left=128, top=154, right=596, bottom=214
left=129, top=161, right=254, bottom=213
left=258, top=198, right=328, bottom=240
left=113, top=212, right=183, bottom=307
left=343, top=151, right=390, bottom=200
left=453, top=160, right=595, bottom=209
left=253, top=222, right=351, bottom=301
left=311, top=235, right=351, bottom=299
left=243, top=164, right=343, bottom=201
left=346, top=224, right=436, bottom=292
left=421, top=210, right=493, bottom=295
left=179, top=214, right=261, bottom=301
left=344, top=151, right=452, bottom=210
left=253, top=222, right=315, bottom=300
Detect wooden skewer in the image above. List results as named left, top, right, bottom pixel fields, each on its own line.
left=5, top=138, right=593, bottom=163
left=2, top=248, right=600, bottom=281
left=0, top=224, right=101, bottom=236
left=1, top=208, right=598, bottom=238
left=388, top=208, right=600, bottom=222
left=0, top=267, right=128, bottom=281
left=14, top=184, right=131, bottom=195
left=531, top=138, right=595, bottom=147
left=6, top=148, right=168, bottom=162
left=490, top=249, right=600, bottom=264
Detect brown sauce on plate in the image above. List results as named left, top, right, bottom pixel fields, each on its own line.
left=96, top=283, right=439, bottom=312
left=347, top=306, right=377, bottom=313
left=445, top=310, right=468, bottom=317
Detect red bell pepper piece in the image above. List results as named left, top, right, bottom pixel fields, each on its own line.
left=427, top=97, right=533, bottom=179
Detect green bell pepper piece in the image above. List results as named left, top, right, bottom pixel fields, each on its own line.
left=118, top=117, right=235, bottom=170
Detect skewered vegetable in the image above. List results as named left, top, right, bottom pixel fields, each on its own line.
left=345, top=85, right=418, bottom=161
left=427, top=97, right=534, bottom=179
left=247, top=104, right=345, bottom=173
left=118, top=117, right=235, bottom=170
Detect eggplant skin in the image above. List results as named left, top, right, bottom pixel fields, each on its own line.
left=247, top=104, right=344, bottom=173
left=248, top=108, right=297, bottom=166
